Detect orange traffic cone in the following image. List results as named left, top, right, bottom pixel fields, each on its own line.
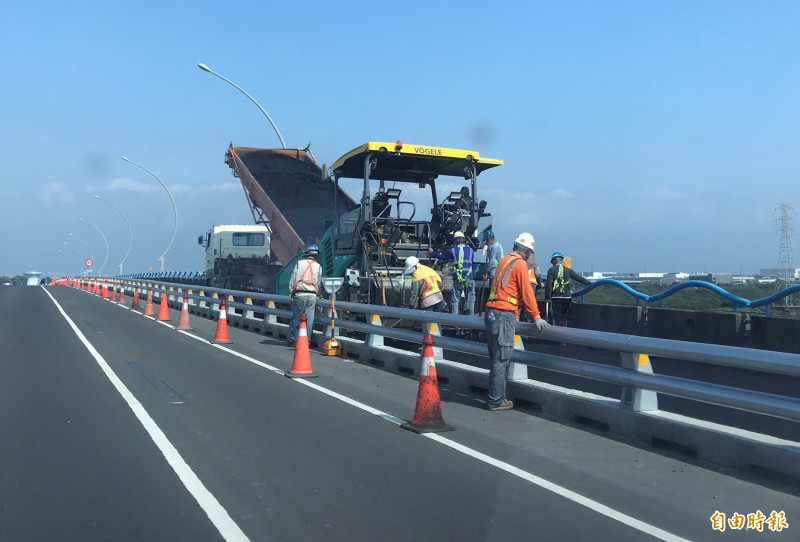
left=94, top=281, right=101, bottom=295
left=285, top=313, right=317, bottom=378
left=401, top=334, right=454, bottom=433
left=131, top=285, right=140, bottom=309
left=110, top=283, right=118, bottom=302
left=157, top=289, right=170, bottom=321
left=101, top=281, right=109, bottom=298
left=176, top=292, right=192, bottom=330
left=144, top=286, right=155, bottom=316
left=118, top=284, right=126, bottom=305
left=211, top=298, right=233, bottom=344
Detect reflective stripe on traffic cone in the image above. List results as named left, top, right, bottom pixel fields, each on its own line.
left=211, top=298, right=233, bottom=344
left=401, top=334, right=454, bottom=433
left=285, top=313, right=317, bottom=378
left=144, top=286, right=155, bottom=316
left=176, top=292, right=192, bottom=330
left=157, top=289, right=170, bottom=321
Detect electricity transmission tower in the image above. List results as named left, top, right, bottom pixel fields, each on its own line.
left=776, top=203, right=795, bottom=310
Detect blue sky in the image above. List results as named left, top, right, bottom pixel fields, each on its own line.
left=1, top=1, right=798, bottom=277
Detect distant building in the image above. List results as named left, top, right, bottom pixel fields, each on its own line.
left=759, top=268, right=800, bottom=280
left=713, top=273, right=733, bottom=285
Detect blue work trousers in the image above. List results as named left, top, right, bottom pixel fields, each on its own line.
left=485, top=308, right=516, bottom=407
left=451, top=279, right=476, bottom=316
left=290, top=293, right=317, bottom=342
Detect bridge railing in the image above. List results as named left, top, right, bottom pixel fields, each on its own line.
left=573, top=278, right=800, bottom=315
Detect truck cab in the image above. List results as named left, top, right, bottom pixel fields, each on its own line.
left=199, top=225, right=277, bottom=290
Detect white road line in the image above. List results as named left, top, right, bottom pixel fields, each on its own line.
left=44, top=288, right=250, bottom=542
left=111, top=297, right=689, bottom=542
left=194, top=338, right=689, bottom=541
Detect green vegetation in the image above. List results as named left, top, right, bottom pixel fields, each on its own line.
left=573, top=282, right=796, bottom=315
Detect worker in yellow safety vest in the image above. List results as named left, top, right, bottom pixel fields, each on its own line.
left=484, top=232, right=549, bottom=411
left=403, top=256, right=444, bottom=312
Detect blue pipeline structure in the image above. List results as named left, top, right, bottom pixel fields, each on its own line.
left=573, top=279, right=800, bottom=315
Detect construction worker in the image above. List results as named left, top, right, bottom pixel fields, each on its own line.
left=484, top=232, right=549, bottom=411
left=403, top=256, right=444, bottom=312
left=428, top=231, right=476, bottom=316
left=288, top=243, right=323, bottom=346
left=545, top=251, right=590, bottom=327
left=482, top=230, right=504, bottom=281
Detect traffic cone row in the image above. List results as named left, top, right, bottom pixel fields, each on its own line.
left=73, top=281, right=452, bottom=435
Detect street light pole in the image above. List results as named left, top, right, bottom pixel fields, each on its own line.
left=197, top=62, right=287, bottom=149
left=93, top=194, right=133, bottom=275
left=121, top=157, right=177, bottom=273
left=79, top=218, right=110, bottom=275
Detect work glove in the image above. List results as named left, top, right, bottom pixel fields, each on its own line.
left=534, top=318, right=548, bottom=331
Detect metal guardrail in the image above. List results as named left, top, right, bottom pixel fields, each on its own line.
left=71, top=278, right=800, bottom=425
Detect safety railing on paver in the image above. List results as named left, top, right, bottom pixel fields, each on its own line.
left=85, top=278, right=800, bottom=427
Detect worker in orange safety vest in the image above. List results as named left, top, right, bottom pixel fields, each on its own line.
left=484, top=232, right=549, bottom=411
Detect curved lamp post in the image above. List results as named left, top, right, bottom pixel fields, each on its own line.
left=121, top=157, right=177, bottom=273
left=197, top=62, right=287, bottom=149
left=93, top=194, right=133, bottom=275
left=79, top=217, right=110, bottom=275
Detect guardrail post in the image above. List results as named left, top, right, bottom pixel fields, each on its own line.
left=423, top=322, right=443, bottom=361
left=211, top=292, right=220, bottom=313
left=244, top=297, right=255, bottom=320
left=198, top=290, right=207, bottom=316
left=366, top=314, right=384, bottom=347
left=620, top=352, right=658, bottom=411
left=508, top=334, right=528, bottom=381
left=266, top=300, right=278, bottom=325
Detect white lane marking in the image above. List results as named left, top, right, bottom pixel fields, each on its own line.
left=128, top=303, right=689, bottom=542
left=424, top=433, right=692, bottom=542
left=44, top=288, right=250, bottom=542
left=188, top=338, right=688, bottom=541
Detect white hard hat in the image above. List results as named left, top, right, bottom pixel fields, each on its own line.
left=403, top=256, right=419, bottom=275
left=514, top=232, right=535, bottom=251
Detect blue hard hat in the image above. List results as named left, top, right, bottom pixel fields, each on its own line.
left=482, top=230, right=495, bottom=241
left=551, top=251, right=564, bottom=263
left=306, top=243, right=319, bottom=255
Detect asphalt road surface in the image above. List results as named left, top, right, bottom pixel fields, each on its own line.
left=1, top=285, right=797, bottom=541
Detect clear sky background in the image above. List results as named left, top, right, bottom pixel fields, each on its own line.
left=1, top=1, right=798, bottom=278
